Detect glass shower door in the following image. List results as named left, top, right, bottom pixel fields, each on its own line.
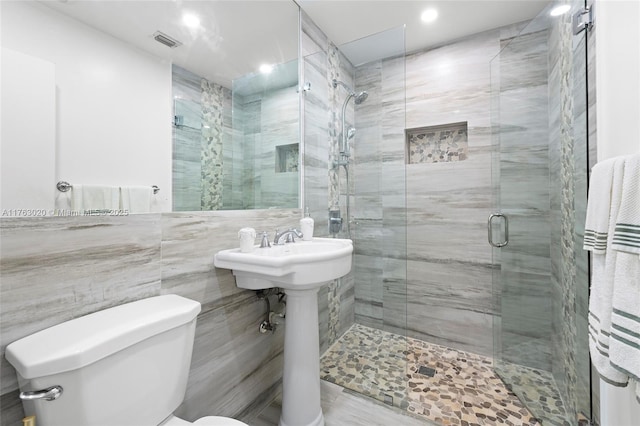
left=490, top=1, right=590, bottom=424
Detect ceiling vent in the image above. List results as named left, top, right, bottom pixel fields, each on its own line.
left=153, top=31, right=182, bottom=49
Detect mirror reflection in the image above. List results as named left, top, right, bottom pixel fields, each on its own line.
left=0, top=1, right=300, bottom=213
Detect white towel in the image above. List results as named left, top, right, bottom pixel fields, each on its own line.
left=586, top=157, right=628, bottom=385
left=612, top=154, right=640, bottom=254
left=609, top=154, right=640, bottom=400
left=72, top=184, right=119, bottom=212
left=120, top=186, right=152, bottom=214
left=584, top=157, right=619, bottom=253
left=609, top=250, right=640, bottom=389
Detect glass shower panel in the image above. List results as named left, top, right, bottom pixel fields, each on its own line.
left=490, top=1, right=590, bottom=424
left=307, top=25, right=408, bottom=410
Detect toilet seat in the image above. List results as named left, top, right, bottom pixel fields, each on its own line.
left=161, top=415, right=249, bottom=426
left=194, top=417, right=249, bottom=426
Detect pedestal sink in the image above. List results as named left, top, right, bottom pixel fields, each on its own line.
left=214, top=238, right=353, bottom=426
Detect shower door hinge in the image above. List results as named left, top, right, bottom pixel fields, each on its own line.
left=573, top=5, right=594, bottom=35
left=297, top=82, right=311, bottom=93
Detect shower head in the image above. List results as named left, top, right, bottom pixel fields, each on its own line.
left=354, top=91, right=368, bottom=104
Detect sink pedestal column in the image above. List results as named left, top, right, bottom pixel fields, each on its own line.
left=279, top=287, right=324, bottom=426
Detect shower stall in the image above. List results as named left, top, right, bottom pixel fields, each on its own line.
left=302, top=0, right=592, bottom=424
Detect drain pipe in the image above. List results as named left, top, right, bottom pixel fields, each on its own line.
left=256, top=289, right=286, bottom=334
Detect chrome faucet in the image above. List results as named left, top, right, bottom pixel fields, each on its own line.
left=273, top=228, right=303, bottom=245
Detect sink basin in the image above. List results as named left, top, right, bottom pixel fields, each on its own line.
left=213, top=237, right=353, bottom=290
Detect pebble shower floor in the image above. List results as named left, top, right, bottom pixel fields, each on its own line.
left=320, top=324, right=571, bottom=426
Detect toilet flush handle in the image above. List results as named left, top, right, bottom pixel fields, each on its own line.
left=20, top=385, right=63, bottom=401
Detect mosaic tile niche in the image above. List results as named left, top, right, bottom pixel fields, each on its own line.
left=406, top=122, right=468, bottom=164
left=275, top=143, right=299, bottom=173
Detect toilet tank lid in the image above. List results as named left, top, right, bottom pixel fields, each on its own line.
left=5, top=295, right=201, bottom=379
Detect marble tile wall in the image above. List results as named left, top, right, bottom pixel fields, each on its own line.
left=173, top=66, right=203, bottom=211
left=492, top=5, right=593, bottom=423
left=350, top=51, right=407, bottom=337
left=231, top=85, right=298, bottom=210
left=495, top=25, right=553, bottom=371
left=172, top=66, right=231, bottom=211
left=0, top=209, right=300, bottom=424
left=174, top=64, right=298, bottom=211
left=223, top=90, right=244, bottom=209
left=548, top=1, right=592, bottom=422
left=306, top=11, right=594, bottom=422
left=352, top=19, right=587, bottom=382
left=257, top=84, right=300, bottom=209
left=236, top=94, right=261, bottom=209
left=352, top=27, right=513, bottom=356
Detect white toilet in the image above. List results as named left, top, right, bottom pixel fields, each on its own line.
left=5, top=295, right=249, bottom=426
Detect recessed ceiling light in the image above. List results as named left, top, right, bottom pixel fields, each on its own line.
left=182, top=13, right=200, bottom=28
left=550, top=5, right=571, bottom=16
left=421, top=8, right=438, bottom=23
left=259, top=64, right=274, bottom=74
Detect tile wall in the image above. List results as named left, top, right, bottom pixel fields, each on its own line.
left=172, top=65, right=231, bottom=211
left=548, top=2, right=592, bottom=420
left=302, top=6, right=595, bottom=421
left=494, top=20, right=553, bottom=371
left=173, top=65, right=299, bottom=212
left=353, top=25, right=531, bottom=356
left=0, top=209, right=301, bottom=424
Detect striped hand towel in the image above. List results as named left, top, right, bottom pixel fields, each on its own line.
left=584, top=157, right=619, bottom=253
left=612, top=154, right=640, bottom=254
left=609, top=154, right=640, bottom=400
left=586, top=158, right=628, bottom=385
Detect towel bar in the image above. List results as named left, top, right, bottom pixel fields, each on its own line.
left=56, top=181, right=160, bottom=194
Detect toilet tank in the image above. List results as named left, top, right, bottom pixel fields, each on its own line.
left=5, top=295, right=202, bottom=426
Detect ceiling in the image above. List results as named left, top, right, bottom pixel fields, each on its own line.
left=298, top=1, right=550, bottom=57
left=38, top=0, right=550, bottom=89
left=40, top=0, right=300, bottom=89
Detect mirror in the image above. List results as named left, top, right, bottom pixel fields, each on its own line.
left=0, top=1, right=300, bottom=213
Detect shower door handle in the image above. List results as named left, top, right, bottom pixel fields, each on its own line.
left=488, top=213, right=509, bottom=248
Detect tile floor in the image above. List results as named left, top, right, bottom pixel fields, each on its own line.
left=253, top=380, right=434, bottom=426
left=319, top=324, right=571, bottom=426
left=494, top=362, right=572, bottom=425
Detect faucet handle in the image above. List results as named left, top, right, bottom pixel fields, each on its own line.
left=259, top=231, right=271, bottom=248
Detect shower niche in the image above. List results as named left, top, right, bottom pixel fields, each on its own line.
left=405, top=121, right=468, bottom=164
left=275, top=143, right=299, bottom=173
